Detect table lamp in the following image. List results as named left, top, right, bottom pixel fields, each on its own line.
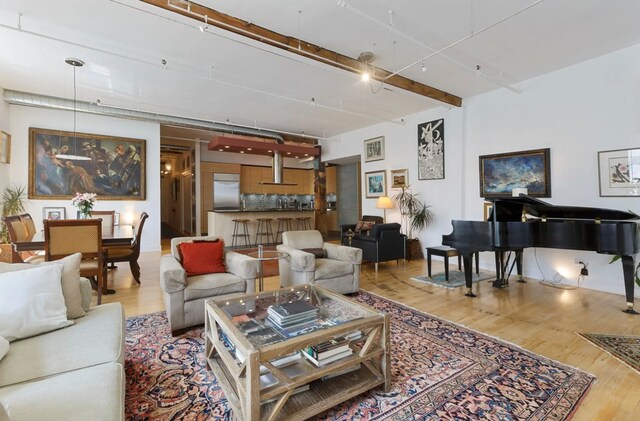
left=376, top=196, right=393, bottom=223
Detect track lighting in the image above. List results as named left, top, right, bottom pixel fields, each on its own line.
left=361, top=72, right=370, bottom=82
left=421, top=62, right=426, bottom=72
left=199, top=15, right=209, bottom=32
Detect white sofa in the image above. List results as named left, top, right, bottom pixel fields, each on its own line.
left=0, top=273, right=125, bottom=421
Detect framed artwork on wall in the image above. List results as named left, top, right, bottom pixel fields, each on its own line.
left=418, top=118, right=444, bottom=180
left=389, top=168, right=408, bottom=189
left=364, top=136, right=384, bottom=162
left=598, top=147, right=640, bottom=196
left=479, top=148, right=551, bottom=198
left=28, top=127, right=146, bottom=200
left=43, top=207, right=66, bottom=220
left=483, top=202, right=494, bottom=221
left=365, top=170, right=386, bottom=198
left=0, top=131, right=10, bottom=164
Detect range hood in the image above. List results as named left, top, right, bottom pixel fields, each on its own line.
left=261, top=151, right=297, bottom=186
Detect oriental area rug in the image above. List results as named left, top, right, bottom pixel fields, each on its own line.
left=125, top=292, right=595, bottom=420
left=411, top=271, right=493, bottom=288
left=578, top=333, right=640, bottom=374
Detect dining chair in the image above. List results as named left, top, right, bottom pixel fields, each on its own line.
left=44, top=218, right=107, bottom=304
left=104, top=212, right=148, bottom=284
left=88, top=210, right=116, bottom=233
left=2, top=213, right=45, bottom=263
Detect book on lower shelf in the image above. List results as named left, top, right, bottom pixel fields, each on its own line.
left=259, top=362, right=310, bottom=404
left=301, top=348, right=354, bottom=367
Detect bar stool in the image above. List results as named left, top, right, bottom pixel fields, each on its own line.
left=255, top=218, right=274, bottom=245
left=231, top=219, right=250, bottom=249
left=296, top=216, right=312, bottom=230
left=275, top=217, right=294, bottom=244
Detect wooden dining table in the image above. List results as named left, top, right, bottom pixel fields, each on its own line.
left=12, top=225, right=135, bottom=296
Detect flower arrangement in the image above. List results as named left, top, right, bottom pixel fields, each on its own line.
left=71, top=192, right=97, bottom=218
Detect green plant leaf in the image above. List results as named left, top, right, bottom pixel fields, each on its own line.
left=609, top=255, right=621, bottom=264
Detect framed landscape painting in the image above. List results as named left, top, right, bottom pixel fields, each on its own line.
left=28, top=127, right=146, bottom=200
left=365, top=170, right=386, bottom=198
left=598, top=147, right=640, bottom=196
left=479, top=148, right=550, bottom=198
left=390, top=168, right=408, bottom=189
left=364, top=136, right=384, bottom=162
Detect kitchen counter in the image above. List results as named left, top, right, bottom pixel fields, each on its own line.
left=207, top=210, right=316, bottom=246
left=209, top=208, right=315, bottom=213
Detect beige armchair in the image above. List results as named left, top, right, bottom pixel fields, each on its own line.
left=277, top=230, right=362, bottom=294
left=160, top=236, right=258, bottom=334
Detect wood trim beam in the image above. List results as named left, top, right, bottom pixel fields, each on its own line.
left=141, top=0, right=462, bottom=107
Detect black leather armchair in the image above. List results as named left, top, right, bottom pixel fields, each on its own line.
left=340, top=215, right=383, bottom=245
left=350, top=222, right=405, bottom=271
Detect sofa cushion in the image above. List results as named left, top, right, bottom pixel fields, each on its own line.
left=0, top=253, right=85, bottom=319
left=0, top=303, right=124, bottom=387
left=0, top=402, right=9, bottom=421
left=179, top=241, right=226, bottom=276
left=184, top=273, right=246, bottom=302
left=0, top=362, right=124, bottom=421
left=0, top=336, right=8, bottom=362
left=0, top=265, right=73, bottom=342
left=315, top=258, right=354, bottom=279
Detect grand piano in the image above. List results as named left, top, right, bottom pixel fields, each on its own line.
left=442, top=195, right=640, bottom=314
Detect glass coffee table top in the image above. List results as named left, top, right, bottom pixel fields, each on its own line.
left=210, top=285, right=377, bottom=349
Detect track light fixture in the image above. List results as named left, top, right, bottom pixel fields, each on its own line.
left=421, top=61, right=426, bottom=72
left=199, top=15, right=209, bottom=32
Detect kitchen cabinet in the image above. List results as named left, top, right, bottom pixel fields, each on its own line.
left=326, top=166, right=337, bottom=194
left=327, top=210, right=338, bottom=231
left=239, top=166, right=314, bottom=195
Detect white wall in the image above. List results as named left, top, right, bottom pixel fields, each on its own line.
left=8, top=106, right=161, bottom=252
left=0, top=89, right=10, bottom=193
left=321, top=106, right=466, bottom=250
left=322, top=42, right=640, bottom=298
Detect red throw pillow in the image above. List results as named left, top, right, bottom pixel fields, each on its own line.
left=355, top=220, right=375, bottom=233
left=178, top=241, right=226, bottom=276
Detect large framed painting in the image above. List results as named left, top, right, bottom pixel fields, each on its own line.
left=418, top=118, right=444, bottom=180
left=479, top=148, right=550, bottom=198
left=364, top=136, right=384, bottom=162
left=365, top=170, right=386, bottom=198
left=598, top=147, right=640, bottom=196
left=29, top=127, right=146, bottom=200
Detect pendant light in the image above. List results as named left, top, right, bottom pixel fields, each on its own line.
left=57, top=58, right=90, bottom=161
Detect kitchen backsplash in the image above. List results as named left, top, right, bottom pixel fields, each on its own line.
left=240, top=193, right=336, bottom=210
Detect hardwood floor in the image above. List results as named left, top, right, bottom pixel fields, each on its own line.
left=99, top=245, right=640, bottom=420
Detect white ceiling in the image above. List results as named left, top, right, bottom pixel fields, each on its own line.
left=1, top=0, right=639, bottom=140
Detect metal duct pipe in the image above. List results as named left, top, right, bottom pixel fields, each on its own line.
left=2, top=90, right=284, bottom=142
left=272, top=150, right=283, bottom=184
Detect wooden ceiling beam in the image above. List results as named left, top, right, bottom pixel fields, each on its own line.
left=141, top=0, right=462, bottom=107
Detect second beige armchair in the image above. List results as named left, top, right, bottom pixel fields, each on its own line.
left=277, top=230, right=362, bottom=294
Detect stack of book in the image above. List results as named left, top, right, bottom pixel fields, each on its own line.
left=302, top=334, right=356, bottom=367
left=267, top=300, right=318, bottom=328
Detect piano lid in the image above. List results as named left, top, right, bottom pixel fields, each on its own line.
left=489, top=195, right=640, bottom=221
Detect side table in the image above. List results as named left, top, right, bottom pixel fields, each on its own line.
left=247, top=247, right=288, bottom=292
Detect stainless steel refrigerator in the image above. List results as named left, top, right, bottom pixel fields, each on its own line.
left=213, top=173, right=240, bottom=210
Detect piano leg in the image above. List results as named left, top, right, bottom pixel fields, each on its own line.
left=621, top=255, right=638, bottom=315
left=462, top=254, right=476, bottom=297
left=492, top=252, right=508, bottom=289
left=516, top=250, right=526, bottom=283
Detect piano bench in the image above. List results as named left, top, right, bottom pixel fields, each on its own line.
left=426, top=246, right=479, bottom=282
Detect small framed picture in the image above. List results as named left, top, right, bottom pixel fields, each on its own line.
left=43, top=207, right=66, bottom=221
left=483, top=202, right=494, bottom=221
left=389, top=169, right=408, bottom=189
left=364, top=136, right=384, bottom=162
left=365, top=170, right=386, bottom=198
left=114, top=212, right=120, bottom=226
left=0, top=131, right=10, bottom=164
left=598, top=147, right=640, bottom=196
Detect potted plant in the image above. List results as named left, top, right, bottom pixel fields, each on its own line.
left=392, top=185, right=434, bottom=260
left=0, top=184, right=27, bottom=262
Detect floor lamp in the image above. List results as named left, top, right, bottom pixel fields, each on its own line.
left=376, top=196, right=393, bottom=223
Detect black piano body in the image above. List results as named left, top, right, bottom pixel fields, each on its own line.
left=442, top=195, right=640, bottom=313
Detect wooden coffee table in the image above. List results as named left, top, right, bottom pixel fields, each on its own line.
left=204, top=285, right=391, bottom=421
